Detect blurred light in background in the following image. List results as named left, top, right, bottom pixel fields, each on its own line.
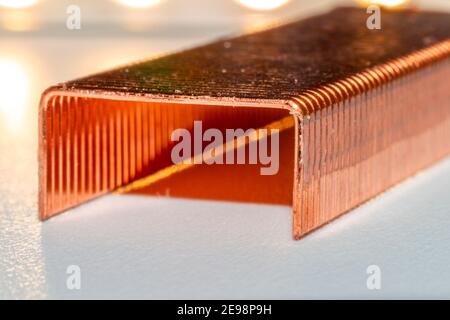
left=0, top=59, right=30, bottom=132
left=355, top=0, right=410, bottom=8
left=235, top=0, right=290, bottom=11
left=0, top=0, right=38, bottom=9
left=115, top=0, right=163, bottom=8
left=1, top=10, right=39, bottom=31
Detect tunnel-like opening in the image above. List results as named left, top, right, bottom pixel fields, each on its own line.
left=39, top=94, right=296, bottom=220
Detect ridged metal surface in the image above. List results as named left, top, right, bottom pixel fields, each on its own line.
left=39, top=98, right=287, bottom=219
left=39, top=7, right=450, bottom=239
left=54, top=7, right=450, bottom=101
left=290, top=42, right=450, bottom=238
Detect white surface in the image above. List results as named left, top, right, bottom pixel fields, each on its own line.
left=1, top=0, right=450, bottom=299
left=2, top=157, right=450, bottom=299
left=45, top=158, right=450, bottom=299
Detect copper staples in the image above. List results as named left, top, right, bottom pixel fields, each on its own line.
left=39, top=7, right=450, bottom=239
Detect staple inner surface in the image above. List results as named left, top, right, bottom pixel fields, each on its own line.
left=42, top=97, right=295, bottom=218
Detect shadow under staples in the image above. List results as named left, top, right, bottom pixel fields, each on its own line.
left=124, top=127, right=295, bottom=206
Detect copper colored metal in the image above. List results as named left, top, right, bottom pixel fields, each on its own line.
left=39, top=7, right=450, bottom=239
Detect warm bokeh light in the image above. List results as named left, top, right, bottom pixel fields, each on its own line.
left=1, top=11, right=39, bottom=31
left=0, top=0, right=38, bottom=9
left=356, top=0, right=410, bottom=8
left=235, top=0, right=290, bottom=11
left=115, top=0, right=162, bottom=8
left=0, top=59, right=29, bottom=132
left=240, top=13, right=274, bottom=33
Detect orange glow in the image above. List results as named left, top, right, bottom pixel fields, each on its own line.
left=1, top=11, right=39, bottom=31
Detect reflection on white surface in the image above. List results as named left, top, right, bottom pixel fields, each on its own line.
left=115, top=0, right=163, bottom=8
left=0, top=0, right=38, bottom=9
left=0, top=50, right=45, bottom=299
left=235, top=0, right=290, bottom=11
left=0, top=58, right=29, bottom=133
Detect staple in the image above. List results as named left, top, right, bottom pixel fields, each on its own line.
left=38, top=7, right=450, bottom=239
